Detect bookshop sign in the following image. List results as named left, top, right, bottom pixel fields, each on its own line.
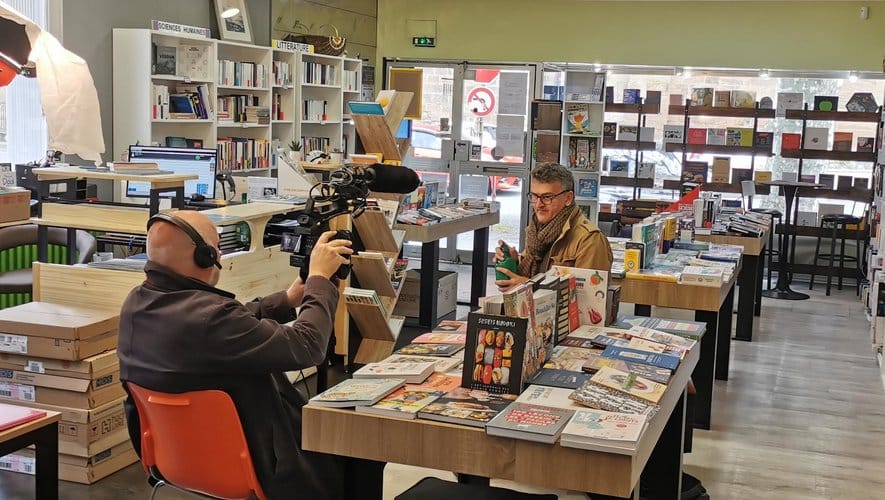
left=151, top=20, right=210, bottom=39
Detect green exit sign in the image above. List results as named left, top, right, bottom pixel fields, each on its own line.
left=412, top=36, right=435, bottom=47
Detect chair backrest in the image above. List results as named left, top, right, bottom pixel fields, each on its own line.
left=126, top=382, right=267, bottom=500
left=0, top=224, right=96, bottom=264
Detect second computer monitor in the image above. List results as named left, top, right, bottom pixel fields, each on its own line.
left=126, top=146, right=217, bottom=199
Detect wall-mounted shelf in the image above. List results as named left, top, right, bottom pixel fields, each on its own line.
left=665, top=143, right=774, bottom=156
left=604, top=139, right=656, bottom=151
left=780, top=149, right=876, bottom=162
left=668, top=105, right=776, bottom=119
left=600, top=176, right=654, bottom=188
left=784, top=109, right=880, bottom=123
left=605, top=103, right=660, bottom=114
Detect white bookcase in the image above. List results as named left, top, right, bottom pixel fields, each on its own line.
left=560, top=70, right=605, bottom=224
left=113, top=28, right=362, bottom=199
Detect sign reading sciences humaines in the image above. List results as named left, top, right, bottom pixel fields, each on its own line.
left=151, top=20, right=210, bottom=39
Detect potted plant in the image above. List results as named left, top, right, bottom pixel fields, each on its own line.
left=288, top=140, right=302, bottom=162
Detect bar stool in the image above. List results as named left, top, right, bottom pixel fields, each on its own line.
left=749, top=207, right=782, bottom=289
left=809, top=214, right=863, bottom=296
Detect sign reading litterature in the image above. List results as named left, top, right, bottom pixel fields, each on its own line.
left=151, top=20, right=210, bottom=39
left=271, top=39, right=315, bottom=53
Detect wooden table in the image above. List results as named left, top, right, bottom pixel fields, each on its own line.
left=201, top=202, right=304, bottom=252
left=613, top=265, right=739, bottom=430
left=0, top=219, right=31, bottom=228
left=0, top=411, right=61, bottom=499
left=696, top=231, right=768, bottom=341
left=394, top=211, right=500, bottom=328
left=304, top=342, right=699, bottom=499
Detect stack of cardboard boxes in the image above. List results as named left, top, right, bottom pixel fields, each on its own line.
left=0, top=302, right=137, bottom=483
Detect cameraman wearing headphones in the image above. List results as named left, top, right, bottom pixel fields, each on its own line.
left=119, top=210, right=360, bottom=499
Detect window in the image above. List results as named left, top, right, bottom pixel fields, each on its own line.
left=0, top=0, right=53, bottom=165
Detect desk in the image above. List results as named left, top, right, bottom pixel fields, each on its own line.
left=394, top=211, right=500, bottom=328
left=0, top=411, right=61, bottom=499
left=304, top=342, right=699, bottom=499
left=696, top=231, right=768, bottom=342
left=612, top=266, right=739, bottom=430
left=201, top=202, right=303, bottom=252
left=0, top=219, right=31, bottom=228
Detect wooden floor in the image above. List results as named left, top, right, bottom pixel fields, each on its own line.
left=0, top=282, right=883, bottom=499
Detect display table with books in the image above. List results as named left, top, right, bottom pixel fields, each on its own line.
left=696, top=229, right=768, bottom=342
left=0, top=404, right=61, bottom=499
left=394, top=209, right=500, bottom=328
left=612, top=261, right=739, bottom=431
left=303, top=335, right=699, bottom=499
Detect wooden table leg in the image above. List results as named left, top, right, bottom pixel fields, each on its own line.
left=716, top=285, right=735, bottom=380
left=641, top=390, right=686, bottom=500
left=692, top=310, right=718, bottom=430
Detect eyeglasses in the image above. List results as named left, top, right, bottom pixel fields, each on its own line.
left=528, top=190, right=571, bottom=205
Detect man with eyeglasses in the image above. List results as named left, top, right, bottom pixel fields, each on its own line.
left=495, top=163, right=613, bottom=290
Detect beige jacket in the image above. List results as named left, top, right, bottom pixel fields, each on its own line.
left=528, top=208, right=614, bottom=273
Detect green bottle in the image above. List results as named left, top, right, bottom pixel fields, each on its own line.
left=495, top=243, right=518, bottom=281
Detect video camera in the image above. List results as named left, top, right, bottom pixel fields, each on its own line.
left=281, top=163, right=420, bottom=281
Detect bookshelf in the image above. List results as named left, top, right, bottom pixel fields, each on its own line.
left=602, top=94, right=661, bottom=198
left=560, top=70, right=606, bottom=223
left=529, top=99, right=563, bottom=171
left=113, top=29, right=362, bottom=196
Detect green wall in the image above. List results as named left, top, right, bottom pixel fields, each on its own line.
left=377, top=1, right=885, bottom=72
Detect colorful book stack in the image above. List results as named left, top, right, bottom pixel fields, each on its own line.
left=0, top=302, right=137, bottom=484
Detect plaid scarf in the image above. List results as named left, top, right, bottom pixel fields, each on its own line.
left=518, top=204, right=579, bottom=277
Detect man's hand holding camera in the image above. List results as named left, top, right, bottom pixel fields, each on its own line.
left=286, top=231, right=353, bottom=307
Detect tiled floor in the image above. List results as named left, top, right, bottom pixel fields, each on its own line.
left=1, top=266, right=883, bottom=499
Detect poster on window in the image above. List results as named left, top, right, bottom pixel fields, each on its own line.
left=496, top=115, right=524, bottom=157
left=498, top=72, right=528, bottom=116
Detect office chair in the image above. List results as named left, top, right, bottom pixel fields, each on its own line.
left=0, top=224, right=96, bottom=295
left=126, top=382, right=267, bottom=500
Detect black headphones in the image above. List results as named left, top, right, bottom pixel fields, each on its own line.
left=147, top=213, right=221, bottom=269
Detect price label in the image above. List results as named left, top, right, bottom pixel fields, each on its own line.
left=0, top=334, right=27, bottom=354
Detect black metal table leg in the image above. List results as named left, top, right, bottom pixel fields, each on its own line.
left=418, top=241, right=440, bottom=329
left=692, top=310, right=718, bottom=430
left=470, top=226, right=489, bottom=308
left=65, top=228, right=77, bottom=265
left=634, top=304, right=652, bottom=317
left=736, top=254, right=759, bottom=342
left=37, top=226, right=49, bottom=263
left=343, top=458, right=385, bottom=500
left=754, top=240, right=765, bottom=317
left=33, top=421, right=58, bottom=500
left=641, top=390, right=686, bottom=500
left=716, top=285, right=735, bottom=380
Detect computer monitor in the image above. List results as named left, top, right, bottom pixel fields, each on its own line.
left=126, top=146, right=217, bottom=199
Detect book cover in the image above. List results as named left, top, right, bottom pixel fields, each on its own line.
left=309, top=378, right=406, bottom=407
left=550, top=266, right=608, bottom=326
left=669, top=93, right=684, bottom=106
left=714, top=90, right=731, bottom=108
left=486, top=402, right=575, bottom=444
left=623, top=89, right=641, bottom=104
left=417, top=387, right=517, bottom=427
left=681, top=161, right=708, bottom=184
left=395, top=343, right=465, bottom=357
left=857, top=137, right=875, bottom=153
left=154, top=45, right=177, bottom=75
left=535, top=133, right=560, bottom=163
left=515, top=384, right=583, bottom=410
left=608, top=159, right=629, bottom=177
left=559, top=336, right=599, bottom=349
left=817, top=173, right=835, bottom=189
left=590, top=366, right=666, bottom=404
left=533, top=288, right=558, bottom=365
left=576, top=177, right=599, bottom=199
left=687, top=128, right=707, bottom=145
left=581, top=352, right=672, bottom=385
left=627, top=325, right=696, bottom=350
left=803, top=127, right=829, bottom=150
left=730, top=90, right=756, bottom=108
left=776, top=92, right=803, bottom=117
left=707, top=128, right=727, bottom=146
left=381, top=354, right=463, bottom=374
left=356, top=387, right=446, bottom=419
left=605, top=86, right=614, bottom=103
left=531, top=100, right=563, bottom=131
left=603, top=122, right=617, bottom=140
left=833, top=132, right=853, bottom=152
left=837, top=176, right=853, bottom=191
left=813, top=95, right=839, bottom=112
left=614, top=315, right=705, bottom=339
left=0, top=403, right=46, bottom=432
left=853, top=177, right=869, bottom=189
left=462, top=313, right=530, bottom=395
left=530, top=368, right=592, bottom=390
left=569, top=380, right=659, bottom=416
left=638, top=162, right=655, bottom=180
left=618, top=125, right=638, bottom=142
left=602, top=346, right=680, bottom=371
left=781, top=133, right=801, bottom=150
left=663, top=125, right=684, bottom=144
left=726, top=128, right=754, bottom=147
left=551, top=345, right=599, bottom=362
left=560, top=409, right=647, bottom=448
left=755, top=132, right=774, bottom=148
left=412, top=332, right=467, bottom=345
left=627, top=337, right=668, bottom=354
left=845, top=92, right=878, bottom=113
left=690, top=88, right=714, bottom=107
left=566, top=102, right=592, bottom=135
left=543, top=357, right=587, bottom=372
left=353, top=361, right=436, bottom=384
left=645, top=90, right=662, bottom=104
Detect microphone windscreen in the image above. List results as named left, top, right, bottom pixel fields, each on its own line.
left=366, top=164, right=421, bottom=194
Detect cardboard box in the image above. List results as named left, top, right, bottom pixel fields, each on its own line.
left=0, top=302, right=119, bottom=340
left=0, top=349, right=119, bottom=381
left=0, top=188, right=30, bottom=224
left=0, top=367, right=124, bottom=408
left=1, top=439, right=138, bottom=484
left=393, top=270, right=457, bottom=320
left=57, top=398, right=126, bottom=453
left=0, top=330, right=117, bottom=361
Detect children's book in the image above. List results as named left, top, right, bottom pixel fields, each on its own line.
left=309, top=378, right=406, bottom=408
left=590, top=366, right=666, bottom=404
left=417, top=387, right=517, bottom=427
left=356, top=387, right=446, bottom=419
left=566, top=103, right=592, bottom=134
left=560, top=409, right=648, bottom=453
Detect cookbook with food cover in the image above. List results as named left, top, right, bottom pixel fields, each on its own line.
left=551, top=266, right=609, bottom=327
left=461, top=312, right=530, bottom=395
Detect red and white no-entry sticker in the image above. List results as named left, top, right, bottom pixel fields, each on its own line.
left=468, top=87, right=495, bottom=116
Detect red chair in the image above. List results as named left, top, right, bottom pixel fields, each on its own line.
left=126, top=382, right=268, bottom=500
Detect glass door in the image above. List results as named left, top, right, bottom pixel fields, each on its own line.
left=385, top=61, right=462, bottom=260
left=455, top=64, right=537, bottom=263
